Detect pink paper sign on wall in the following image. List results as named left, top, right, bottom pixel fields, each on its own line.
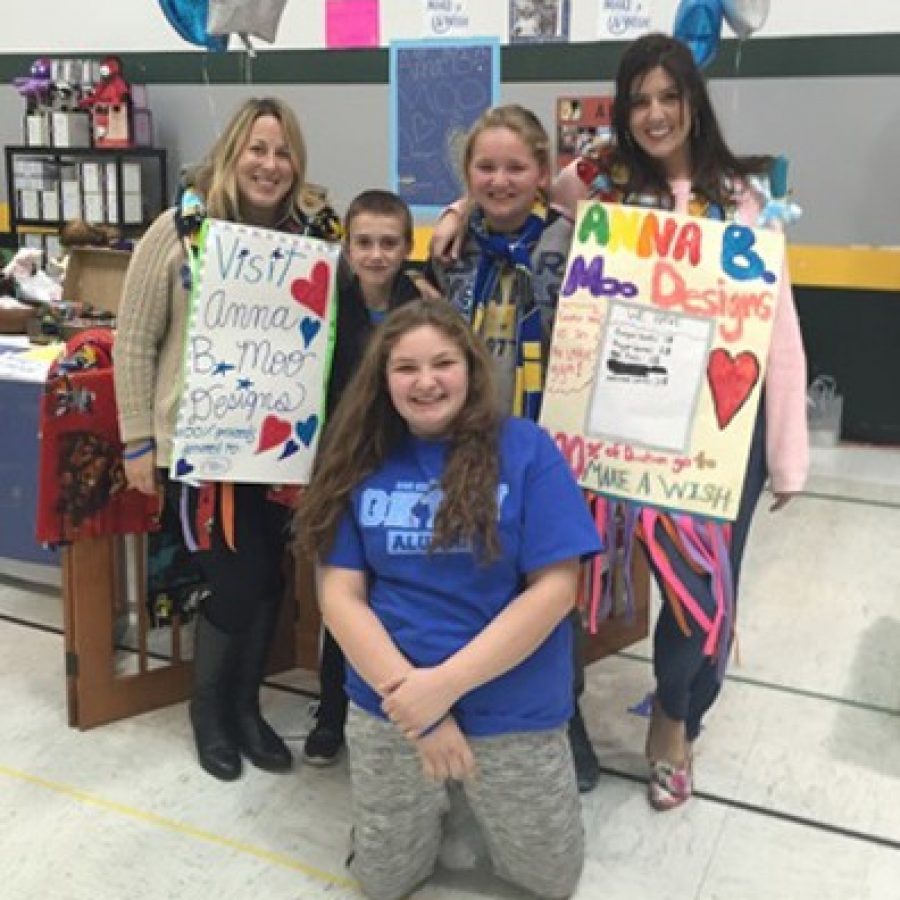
left=326, top=0, right=380, bottom=48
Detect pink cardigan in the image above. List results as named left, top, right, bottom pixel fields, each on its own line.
left=554, top=161, right=809, bottom=493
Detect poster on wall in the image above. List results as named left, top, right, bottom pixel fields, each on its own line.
left=170, top=220, right=340, bottom=485
left=540, top=201, right=785, bottom=521
left=557, top=94, right=613, bottom=173
left=422, top=0, right=471, bottom=37
left=509, top=0, right=570, bottom=43
left=326, top=0, right=380, bottom=49
left=390, top=39, right=499, bottom=217
left=597, top=0, right=653, bottom=40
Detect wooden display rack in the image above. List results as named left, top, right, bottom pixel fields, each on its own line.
left=62, top=533, right=318, bottom=730
left=62, top=534, right=649, bottom=730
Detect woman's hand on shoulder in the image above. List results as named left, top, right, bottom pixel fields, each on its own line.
left=380, top=666, right=460, bottom=739
left=415, top=716, right=476, bottom=783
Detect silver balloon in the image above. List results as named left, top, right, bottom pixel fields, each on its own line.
left=207, top=0, right=289, bottom=44
left=722, top=0, right=770, bottom=39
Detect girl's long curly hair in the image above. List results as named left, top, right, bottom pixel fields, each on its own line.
left=610, top=33, right=770, bottom=208
left=296, top=299, right=503, bottom=562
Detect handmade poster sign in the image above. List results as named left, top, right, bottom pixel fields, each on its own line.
left=541, top=201, right=784, bottom=521
left=170, top=219, right=340, bottom=485
left=390, top=38, right=499, bottom=216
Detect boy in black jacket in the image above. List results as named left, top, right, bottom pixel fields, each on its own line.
left=304, top=190, right=436, bottom=764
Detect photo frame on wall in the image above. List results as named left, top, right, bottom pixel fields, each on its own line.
left=509, top=0, right=571, bottom=43
left=556, top=94, right=613, bottom=172
left=390, top=39, right=500, bottom=218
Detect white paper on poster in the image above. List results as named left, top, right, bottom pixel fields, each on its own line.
left=597, top=0, right=654, bottom=40
left=588, top=300, right=713, bottom=454
left=422, top=0, right=471, bottom=37
left=170, top=219, right=340, bottom=485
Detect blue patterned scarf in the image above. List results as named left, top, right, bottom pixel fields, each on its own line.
left=468, top=208, right=547, bottom=421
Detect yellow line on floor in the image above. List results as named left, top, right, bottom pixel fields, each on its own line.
left=0, top=763, right=359, bottom=893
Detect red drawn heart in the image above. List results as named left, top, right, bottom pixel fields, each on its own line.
left=256, top=415, right=292, bottom=454
left=706, top=348, right=761, bottom=429
left=290, top=260, right=331, bottom=319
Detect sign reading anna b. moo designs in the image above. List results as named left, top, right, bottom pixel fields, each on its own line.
left=541, top=201, right=785, bottom=521
left=171, top=219, right=339, bottom=485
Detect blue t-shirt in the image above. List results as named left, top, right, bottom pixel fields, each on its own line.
left=325, top=417, right=602, bottom=737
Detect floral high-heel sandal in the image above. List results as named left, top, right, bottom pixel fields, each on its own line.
left=646, top=697, right=692, bottom=810
left=648, top=756, right=693, bottom=811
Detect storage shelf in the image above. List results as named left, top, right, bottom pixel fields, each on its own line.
left=5, top=144, right=168, bottom=256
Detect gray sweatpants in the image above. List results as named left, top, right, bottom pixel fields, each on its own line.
left=346, top=704, right=585, bottom=900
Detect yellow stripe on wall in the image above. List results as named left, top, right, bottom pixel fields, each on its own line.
left=2, top=209, right=895, bottom=293
left=787, top=245, right=900, bottom=292
left=413, top=224, right=900, bottom=292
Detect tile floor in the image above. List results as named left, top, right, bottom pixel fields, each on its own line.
left=1, top=447, right=898, bottom=899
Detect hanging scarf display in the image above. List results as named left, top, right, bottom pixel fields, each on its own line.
left=468, top=207, right=547, bottom=421
left=574, top=152, right=743, bottom=674
left=36, top=329, right=160, bottom=545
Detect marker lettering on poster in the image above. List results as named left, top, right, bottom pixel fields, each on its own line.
left=171, top=220, right=339, bottom=483
left=541, top=201, right=784, bottom=520
left=650, top=261, right=773, bottom=342
left=577, top=204, right=703, bottom=267
left=213, top=231, right=303, bottom=287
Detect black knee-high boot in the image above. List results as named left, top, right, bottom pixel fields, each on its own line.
left=190, top=613, right=242, bottom=781
left=233, top=602, right=292, bottom=772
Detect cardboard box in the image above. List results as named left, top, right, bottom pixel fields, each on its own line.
left=51, top=111, right=91, bottom=148
left=25, top=112, right=51, bottom=146
left=132, top=109, right=153, bottom=147
left=121, top=162, right=142, bottom=194
left=62, top=247, right=131, bottom=314
left=81, top=161, right=102, bottom=192
left=122, top=193, right=143, bottom=224
left=41, top=189, right=60, bottom=220
left=130, top=84, right=149, bottom=109
left=104, top=162, right=119, bottom=223
left=17, top=189, right=40, bottom=220
left=61, top=181, right=82, bottom=220
left=83, top=191, right=105, bottom=223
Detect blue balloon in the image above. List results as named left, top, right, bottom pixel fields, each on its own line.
left=673, top=0, right=725, bottom=69
left=158, top=0, right=228, bottom=51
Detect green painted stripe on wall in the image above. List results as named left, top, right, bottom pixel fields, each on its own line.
left=1, top=35, right=899, bottom=85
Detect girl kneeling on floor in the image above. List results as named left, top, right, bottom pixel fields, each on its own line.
left=297, top=299, right=601, bottom=900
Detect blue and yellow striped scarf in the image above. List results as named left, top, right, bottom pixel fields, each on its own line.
left=469, top=208, right=547, bottom=421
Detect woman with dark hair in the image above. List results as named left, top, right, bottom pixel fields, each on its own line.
left=297, top=298, right=601, bottom=899
left=115, top=97, right=340, bottom=782
left=433, top=32, right=808, bottom=811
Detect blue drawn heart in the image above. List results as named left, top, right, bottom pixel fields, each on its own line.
left=299, top=316, right=321, bottom=348
left=175, top=458, right=195, bottom=478
left=295, top=415, right=319, bottom=447
left=278, top=438, right=299, bottom=460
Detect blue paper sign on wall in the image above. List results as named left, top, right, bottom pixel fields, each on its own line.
left=390, top=39, right=500, bottom=218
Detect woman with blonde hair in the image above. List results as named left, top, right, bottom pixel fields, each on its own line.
left=297, top=298, right=601, bottom=899
left=115, top=96, right=340, bottom=781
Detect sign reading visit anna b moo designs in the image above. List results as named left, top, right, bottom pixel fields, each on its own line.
left=540, top=201, right=785, bottom=521
left=171, top=219, right=339, bottom=485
